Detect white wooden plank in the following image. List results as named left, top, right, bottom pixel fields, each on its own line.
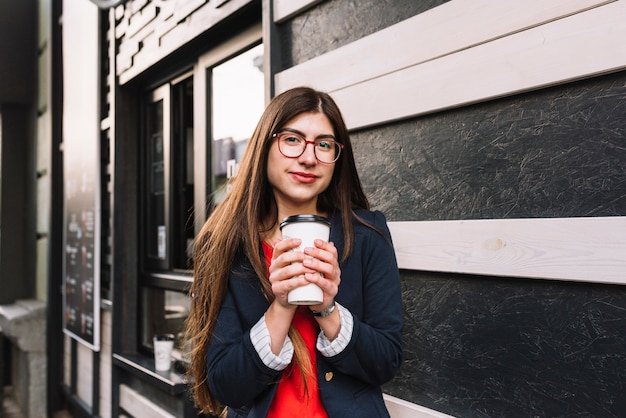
left=275, top=0, right=611, bottom=94
left=274, top=0, right=625, bottom=130
left=119, top=0, right=254, bottom=84
left=100, top=317, right=113, bottom=418
left=172, top=0, right=206, bottom=24
left=273, top=0, right=321, bottom=23
left=119, top=384, right=177, bottom=418
left=384, top=394, right=455, bottom=418
left=64, top=335, right=72, bottom=386
left=101, top=312, right=111, bottom=337
left=77, top=343, right=94, bottom=404
left=333, top=0, right=626, bottom=129
left=100, top=400, right=113, bottom=418
left=389, top=217, right=626, bottom=285
left=126, top=3, right=158, bottom=39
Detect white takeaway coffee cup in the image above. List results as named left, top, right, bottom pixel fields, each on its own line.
left=153, top=333, right=175, bottom=371
left=280, top=214, right=331, bottom=305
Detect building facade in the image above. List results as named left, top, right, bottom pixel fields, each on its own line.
left=1, top=0, right=625, bottom=417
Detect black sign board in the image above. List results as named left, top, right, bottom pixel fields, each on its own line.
left=63, top=170, right=100, bottom=350
left=61, top=0, right=101, bottom=351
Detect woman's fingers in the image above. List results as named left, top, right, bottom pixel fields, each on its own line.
left=302, top=240, right=339, bottom=281
left=269, top=238, right=341, bottom=307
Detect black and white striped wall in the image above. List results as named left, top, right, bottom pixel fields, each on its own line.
left=272, top=0, right=626, bottom=416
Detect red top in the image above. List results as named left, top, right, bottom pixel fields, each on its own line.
left=262, top=241, right=328, bottom=418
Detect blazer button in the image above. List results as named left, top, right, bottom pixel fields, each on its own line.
left=325, top=372, right=333, bottom=382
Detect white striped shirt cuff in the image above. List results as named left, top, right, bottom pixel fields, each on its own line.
left=250, top=315, right=293, bottom=371
left=316, top=302, right=353, bottom=357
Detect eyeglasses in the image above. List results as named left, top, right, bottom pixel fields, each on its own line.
left=272, top=131, right=344, bottom=164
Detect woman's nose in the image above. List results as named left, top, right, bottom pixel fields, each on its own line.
left=298, top=141, right=317, bottom=164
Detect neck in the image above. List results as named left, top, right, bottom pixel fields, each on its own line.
left=277, top=205, right=323, bottom=222
left=262, top=226, right=282, bottom=247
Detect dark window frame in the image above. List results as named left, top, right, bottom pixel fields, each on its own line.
left=135, top=37, right=265, bottom=360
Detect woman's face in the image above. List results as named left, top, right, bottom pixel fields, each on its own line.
left=267, top=111, right=336, bottom=217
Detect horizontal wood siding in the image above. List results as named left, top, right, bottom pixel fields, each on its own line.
left=384, top=394, right=455, bottom=418
left=115, top=0, right=256, bottom=84
left=272, top=1, right=626, bottom=416
left=275, top=0, right=625, bottom=130
left=100, top=310, right=112, bottom=418
left=119, top=384, right=176, bottom=418
left=363, top=69, right=626, bottom=417
left=389, top=217, right=626, bottom=284
left=272, top=0, right=320, bottom=23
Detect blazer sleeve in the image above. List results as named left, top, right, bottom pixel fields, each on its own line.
left=204, top=262, right=280, bottom=408
left=326, top=210, right=404, bottom=386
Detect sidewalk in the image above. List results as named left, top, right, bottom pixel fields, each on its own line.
left=2, top=387, right=24, bottom=418
left=2, top=387, right=72, bottom=418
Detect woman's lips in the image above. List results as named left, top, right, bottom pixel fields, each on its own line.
left=290, top=172, right=318, bottom=183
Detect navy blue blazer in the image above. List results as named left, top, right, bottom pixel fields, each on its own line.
left=205, top=210, right=403, bottom=417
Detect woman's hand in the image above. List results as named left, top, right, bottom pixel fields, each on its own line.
left=268, top=238, right=340, bottom=309
left=268, top=237, right=313, bottom=308
left=303, top=239, right=342, bottom=340
left=268, top=237, right=342, bottom=343
left=265, top=237, right=310, bottom=354
left=302, top=239, right=341, bottom=311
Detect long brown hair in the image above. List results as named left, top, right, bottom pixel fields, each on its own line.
left=185, top=87, right=369, bottom=415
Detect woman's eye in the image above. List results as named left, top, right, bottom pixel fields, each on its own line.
left=317, top=140, right=332, bottom=150
left=283, top=135, right=302, bottom=144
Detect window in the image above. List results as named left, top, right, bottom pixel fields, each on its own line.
left=139, top=39, right=264, bottom=359
left=211, top=44, right=265, bottom=204
left=144, top=76, right=195, bottom=272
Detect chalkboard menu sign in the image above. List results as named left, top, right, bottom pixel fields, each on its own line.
left=61, top=0, right=101, bottom=351
left=63, top=172, right=100, bottom=351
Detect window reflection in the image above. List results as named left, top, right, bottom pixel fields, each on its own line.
left=146, top=100, right=166, bottom=260
left=139, top=43, right=264, bottom=366
left=211, top=44, right=264, bottom=203
left=142, top=287, right=191, bottom=357
left=172, top=77, right=195, bottom=270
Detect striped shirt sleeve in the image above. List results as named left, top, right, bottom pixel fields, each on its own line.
left=250, top=315, right=293, bottom=370
left=316, top=302, right=353, bottom=357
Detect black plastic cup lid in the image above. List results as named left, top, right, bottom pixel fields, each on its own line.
left=280, top=214, right=330, bottom=230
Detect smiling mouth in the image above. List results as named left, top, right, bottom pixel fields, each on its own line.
left=291, top=172, right=318, bottom=183
left=292, top=172, right=317, bottom=178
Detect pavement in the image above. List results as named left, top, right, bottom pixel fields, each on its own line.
left=2, top=387, right=72, bottom=418
left=2, top=388, right=24, bottom=418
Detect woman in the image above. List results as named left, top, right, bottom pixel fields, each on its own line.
left=186, top=87, right=403, bottom=417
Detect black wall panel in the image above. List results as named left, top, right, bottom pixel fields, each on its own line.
left=279, top=0, right=450, bottom=68
left=385, top=271, right=626, bottom=417
left=277, top=2, right=626, bottom=416
left=355, top=71, right=626, bottom=417
left=353, top=71, right=626, bottom=222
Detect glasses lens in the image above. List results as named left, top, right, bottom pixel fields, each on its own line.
left=277, top=133, right=305, bottom=157
left=314, top=139, right=339, bottom=163
left=276, top=133, right=341, bottom=163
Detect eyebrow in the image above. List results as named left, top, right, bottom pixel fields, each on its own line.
left=281, top=127, right=336, bottom=140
